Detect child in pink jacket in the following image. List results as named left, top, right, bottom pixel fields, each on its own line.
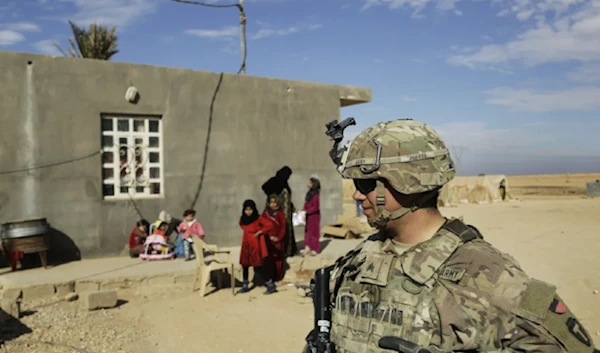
left=177, top=209, right=205, bottom=261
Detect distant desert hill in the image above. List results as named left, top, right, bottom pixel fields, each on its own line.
left=506, top=173, right=600, bottom=197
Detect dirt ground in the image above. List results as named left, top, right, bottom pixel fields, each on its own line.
left=2, top=195, right=600, bottom=353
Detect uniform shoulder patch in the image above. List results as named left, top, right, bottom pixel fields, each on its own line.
left=512, top=278, right=556, bottom=324
left=513, top=278, right=596, bottom=353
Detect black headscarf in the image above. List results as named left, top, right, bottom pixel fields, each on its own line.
left=261, top=166, right=293, bottom=197
left=305, top=177, right=321, bottom=203
left=240, top=199, right=259, bottom=225
left=275, top=166, right=292, bottom=195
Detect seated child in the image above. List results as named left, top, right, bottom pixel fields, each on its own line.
left=176, top=209, right=205, bottom=261
left=128, top=219, right=150, bottom=258
left=146, top=220, right=170, bottom=255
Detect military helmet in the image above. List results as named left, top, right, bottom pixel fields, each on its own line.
left=337, top=118, right=455, bottom=194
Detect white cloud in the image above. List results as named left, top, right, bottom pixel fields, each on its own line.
left=566, top=63, right=600, bottom=82
left=33, top=39, right=63, bottom=56
left=185, top=26, right=239, bottom=39
left=361, top=0, right=463, bottom=18
left=436, top=120, right=552, bottom=152
left=402, top=95, right=416, bottom=102
left=58, top=0, right=159, bottom=27
left=373, top=58, right=384, bottom=63
left=0, top=30, right=24, bottom=45
left=250, top=26, right=299, bottom=40
left=5, top=22, right=41, bottom=32
left=448, top=0, right=600, bottom=69
left=436, top=0, right=463, bottom=15
left=484, top=86, right=600, bottom=112
left=186, top=23, right=321, bottom=41
left=249, top=23, right=321, bottom=40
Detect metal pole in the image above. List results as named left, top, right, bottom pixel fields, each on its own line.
left=239, top=0, right=246, bottom=74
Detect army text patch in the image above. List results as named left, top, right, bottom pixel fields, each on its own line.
left=438, top=267, right=466, bottom=282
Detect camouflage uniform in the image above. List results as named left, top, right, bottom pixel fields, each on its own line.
left=320, top=119, right=596, bottom=353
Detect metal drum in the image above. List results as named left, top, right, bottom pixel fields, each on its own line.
left=2, top=218, right=49, bottom=239
left=1, top=218, right=50, bottom=266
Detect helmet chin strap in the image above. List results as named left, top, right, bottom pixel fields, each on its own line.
left=368, top=182, right=439, bottom=230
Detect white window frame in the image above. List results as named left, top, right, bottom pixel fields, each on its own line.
left=101, top=114, right=164, bottom=200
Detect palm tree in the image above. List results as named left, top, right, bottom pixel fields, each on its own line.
left=53, top=20, right=119, bottom=60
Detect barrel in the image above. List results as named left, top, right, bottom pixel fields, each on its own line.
left=1, top=218, right=50, bottom=254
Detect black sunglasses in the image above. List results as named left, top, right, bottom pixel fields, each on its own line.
left=353, top=179, right=378, bottom=195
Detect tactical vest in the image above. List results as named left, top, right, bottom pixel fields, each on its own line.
left=329, top=218, right=482, bottom=353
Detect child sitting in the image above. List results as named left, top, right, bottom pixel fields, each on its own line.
left=146, top=220, right=170, bottom=254
left=128, top=219, right=149, bottom=258
left=176, top=209, right=205, bottom=261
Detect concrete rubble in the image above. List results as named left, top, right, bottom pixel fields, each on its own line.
left=81, top=290, right=118, bottom=311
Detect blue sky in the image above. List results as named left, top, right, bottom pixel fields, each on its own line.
left=1, top=0, right=599, bottom=175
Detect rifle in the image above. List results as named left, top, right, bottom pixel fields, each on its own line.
left=303, top=267, right=336, bottom=353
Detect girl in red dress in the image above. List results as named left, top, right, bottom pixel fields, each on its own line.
left=238, top=199, right=275, bottom=294
left=262, top=194, right=287, bottom=284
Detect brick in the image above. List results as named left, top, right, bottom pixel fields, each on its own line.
left=22, top=284, right=55, bottom=301
left=81, top=290, right=118, bottom=311
left=1, top=288, right=22, bottom=301
left=0, top=299, right=20, bottom=320
left=75, top=281, right=100, bottom=293
left=55, top=282, right=75, bottom=297
left=147, top=275, right=174, bottom=286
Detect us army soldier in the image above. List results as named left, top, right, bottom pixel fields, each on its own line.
left=305, top=118, right=597, bottom=353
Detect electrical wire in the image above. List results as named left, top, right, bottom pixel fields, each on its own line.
left=170, top=0, right=247, bottom=74
left=0, top=150, right=102, bottom=176
left=170, top=0, right=240, bottom=8
left=190, top=72, right=224, bottom=209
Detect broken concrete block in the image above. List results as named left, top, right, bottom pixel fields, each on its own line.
left=55, top=281, right=75, bottom=297
left=22, top=284, right=55, bottom=301
left=81, top=290, right=118, bottom=311
left=0, top=299, right=20, bottom=321
left=1, top=288, right=22, bottom=301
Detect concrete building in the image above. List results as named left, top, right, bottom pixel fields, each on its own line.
left=0, top=50, right=371, bottom=259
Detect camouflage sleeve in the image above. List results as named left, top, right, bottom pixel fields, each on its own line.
left=502, top=280, right=597, bottom=353
left=436, top=241, right=597, bottom=353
